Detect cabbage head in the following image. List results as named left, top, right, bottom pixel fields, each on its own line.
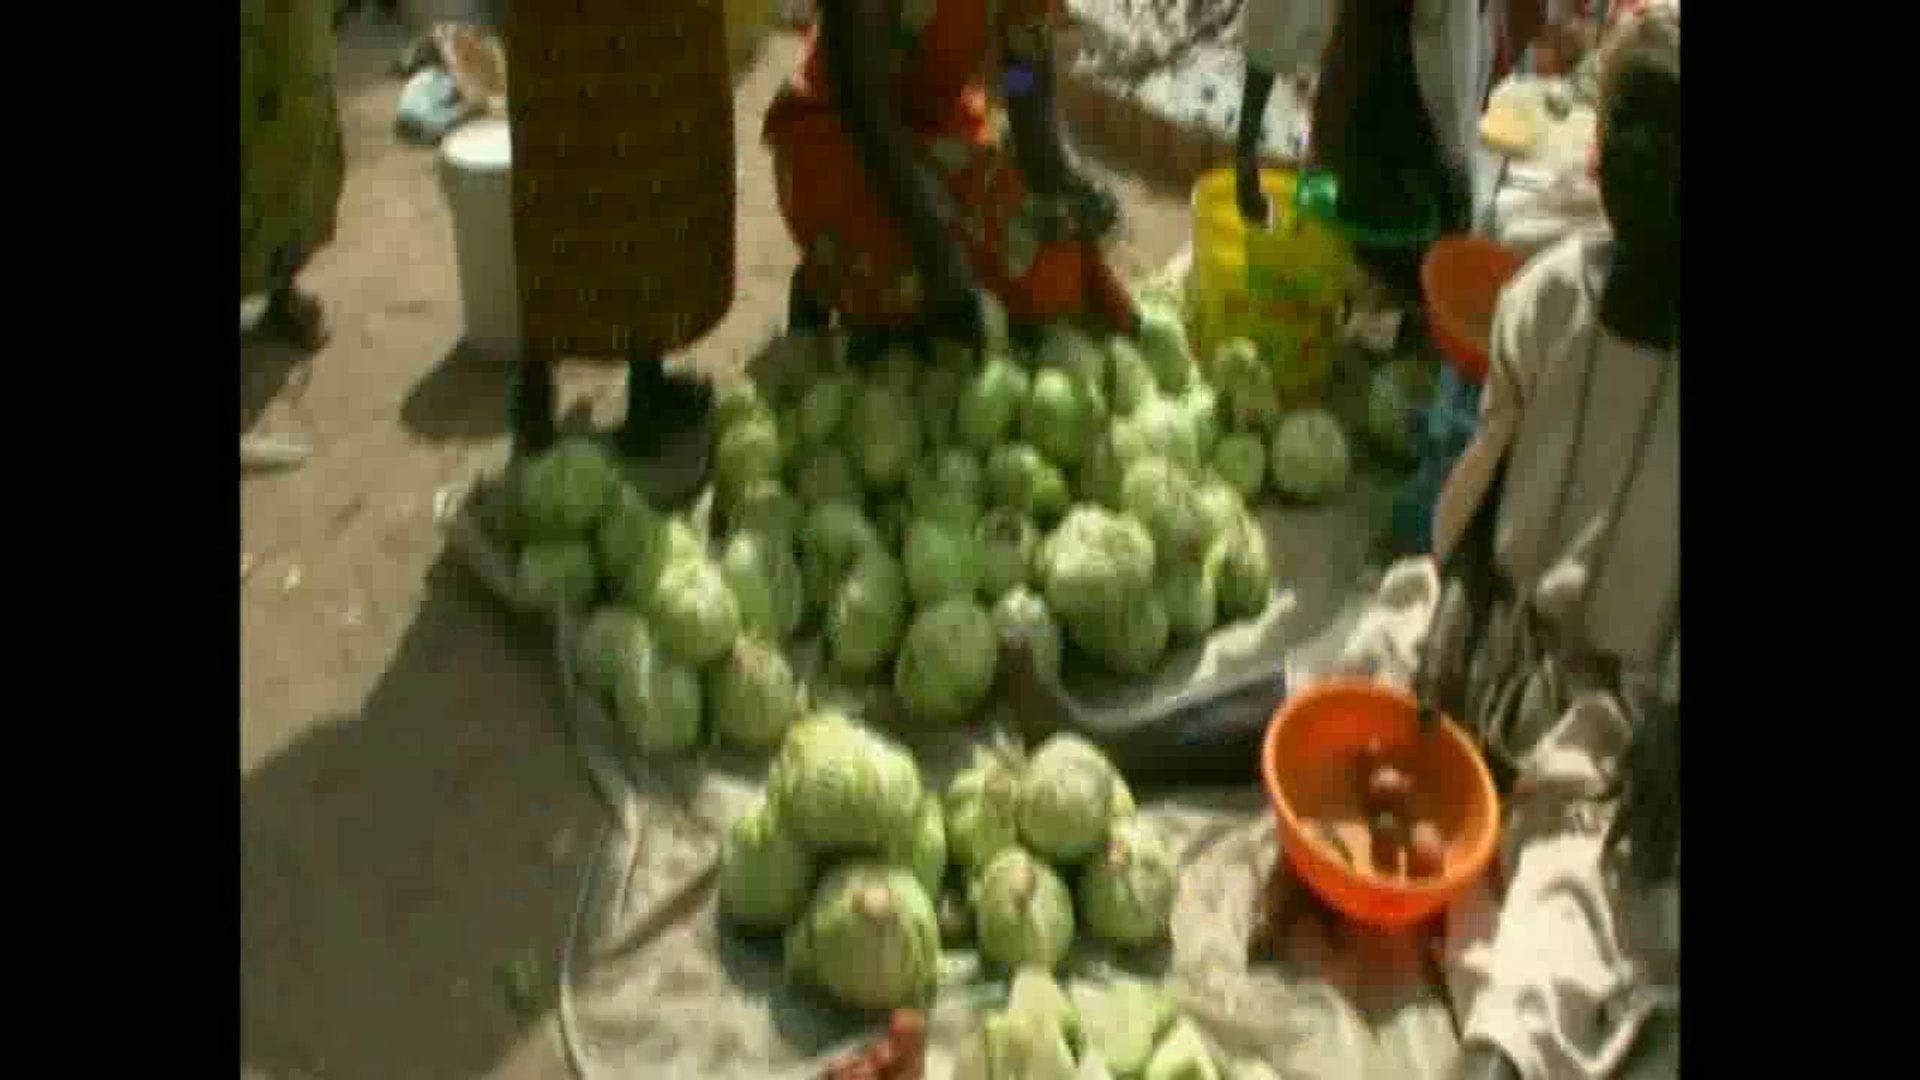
left=826, top=550, right=909, bottom=679
left=596, top=486, right=665, bottom=592
left=957, top=355, right=1032, bottom=452
left=1180, top=384, right=1222, bottom=456
left=905, top=518, right=986, bottom=607
left=719, top=797, right=815, bottom=931
left=978, top=509, right=1039, bottom=599
left=1038, top=506, right=1156, bottom=628
left=907, top=448, right=986, bottom=529
left=1366, top=357, right=1438, bottom=462
left=971, top=847, right=1076, bottom=972
left=1078, top=590, right=1170, bottom=676
left=726, top=477, right=802, bottom=543
left=1076, top=431, right=1127, bottom=510
left=1158, top=564, right=1219, bottom=643
left=944, top=750, right=1023, bottom=873
left=1146, top=1021, right=1220, bottom=1080
left=876, top=496, right=912, bottom=553
left=516, top=438, right=620, bottom=542
left=793, top=445, right=863, bottom=506
left=1194, top=476, right=1246, bottom=542
left=1269, top=408, right=1352, bottom=503
left=1016, top=734, right=1119, bottom=862
left=1037, top=323, right=1110, bottom=409
left=800, top=501, right=883, bottom=607
left=883, top=796, right=950, bottom=898
left=1120, top=456, right=1210, bottom=567
left=517, top=540, right=599, bottom=614
left=992, top=586, right=1063, bottom=684
left=719, top=528, right=804, bottom=643
left=713, top=412, right=784, bottom=507
left=575, top=605, right=650, bottom=696
left=1212, top=515, right=1275, bottom=621
left=1021, top=366, right=1102, bottom=468
left=796, top=370, right=858, bottom=446
left=986, top=443, right=1072, bottom=523
left=1136, top=303, right=1197, bottom=393
left=785, top=862, right=941, bottom=1010
left=712, top=379, right=768, bottom=435
left=847, top=381, right=923, bottom=491
left=894, top=598, right=999, bottom=724
left=619, top=518, right=704, bottom=607
left=875, top=342, right=920, bottom=397
left=1211, top=433, right=1268, bottom=498
left=1122, top=397, right=1202, bottom=470
left=1078, top=816, right=1179, bottom=948
left=1212, top=337, right=1282, bottom=431
left=645, top=554, right=742, bottom=667
left=770, top=714, right=924, bottom=853
left=612, top=646, right=703, bottom=754
left=1106, top=336, right=1161, bottom=415
left=706, top=637, right=807, bottom=751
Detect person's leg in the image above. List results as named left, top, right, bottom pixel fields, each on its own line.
left=260, top=277, right=331, bottom=351
left=510, top=348, right=558, bottom=457
left=618, top=348, right=713, bottom=459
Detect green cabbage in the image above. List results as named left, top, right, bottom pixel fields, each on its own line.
left=1037, top=323, right=1110, bottom=412
left=1137, top=303, right=1197, bottom=393
left=712, top=379, right=768, bottom=435
left=718, top=797, right=815, bottom=931
left=1269, top=408, right=1352, bottom=503
left=1212, top=337, right=1281, bottom=431
left=793, top=445, right=862, bottom=506
left=944, top=750, right=1023, bottom=873
left=1366, top=357, right=1438, bottom=462
left=986, top=443, right=1072, bottom=522
left=1212, top=515, right=1275, bottom=621
left=971, top=846, right=1076, bottom=972
left=645, top=554, right=742, bottom=666
left=726, top=478, right=802, bottom=543
left=895, top=598, right=999, bottom=724
left=1145, top=1020, right=1222, bottom=1080
left=1079, top=590, right=1170, bottom=676
left=1107, top=336, right=1162, bottom=415
left=618, top=518, right=703, bottom=607
left=882, top=796, right=950, bottom=898
left=957, top=355, right=1033, bottom=452
left=978, top=509, right=1039, bottom=599
left=826, top=550, right=909, bottom=679
left=1180, top=384, right=1222, bottom=457
left=516, top=438, right=620, bottom=542
left=1122, top=397, right=1203, bottom=469
left=796, top=371, right=857, bottom=446
left=785, top=862, right=941, bottom=1010
left=1077, top=816, right=1179, bottom=948
left=1158, top=564, right=1219, bottom=643
left=992, top=586, right=1063, bottom=684
left=718, top=528, right=804, bottom=643
left=706, top=637, right=807, bottom=751
left=917, top=353, right=971, bottom=447
left=1021, top=366, right=1102, bottom=468
left=907, top=447, right=986, bottom=528
left=517, top=540, right=599, bottom=614
left=595, top=486, right=666, bottom=592
left=769, top=713, right=925, bottom=853
left=905, top=518, right=986, bottom=607
left=1038, top=507, right=1157, bottom=629
left=713, top=413, right=784, bottom=507
left=1016, top=734, right=1120, bottom=862
left=575, top=605, right=650, bottom=696
left=847, top=381, right=923, bottom=491
left=612, top=645, right=703, bottom=754
left=1194, top=476, right=1246, bottom=542
left=799, top=501, right=883, bottom=607
left=1121, top=456, right=1211, bottom=567
left=1211, top=433, right=1268, bottom=498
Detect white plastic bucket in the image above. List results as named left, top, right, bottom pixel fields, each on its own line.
left=437, top=118, right=520, bottom=361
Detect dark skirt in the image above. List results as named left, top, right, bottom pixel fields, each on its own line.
left=503, top=0, right=738, bottom=360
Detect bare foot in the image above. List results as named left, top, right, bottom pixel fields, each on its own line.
left=262, top=288, right=331, bottom=351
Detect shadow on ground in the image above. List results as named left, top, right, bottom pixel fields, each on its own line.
left=241, top=552, right=601, bottom=1080
left=401, top=342, right=515, bottom=442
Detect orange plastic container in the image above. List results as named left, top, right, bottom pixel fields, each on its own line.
left=1421, top=236, right=1527, bottom=385
left=1260, top=678, right=1500, bottom=930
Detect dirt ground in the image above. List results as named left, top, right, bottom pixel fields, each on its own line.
left=241, top=21, right=1193, bottom=1080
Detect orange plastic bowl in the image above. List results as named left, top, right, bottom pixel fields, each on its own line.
left=1260, top=678, right=1501, bottom=930
left=1421, top=236, right=1526, bottom=385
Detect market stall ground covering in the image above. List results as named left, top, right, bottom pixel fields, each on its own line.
left=239, top=24, right=1191, bottom=1080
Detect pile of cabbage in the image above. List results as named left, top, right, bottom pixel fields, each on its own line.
left=718, top=711, right=945, bottom=1010
left=971, top=968, right=1280, bottom=1080
left=507, top=439, right=810, bottom=756
left=947, top=735, right=1178, bottom=971
left=707, top=302, right=1287, bottom=703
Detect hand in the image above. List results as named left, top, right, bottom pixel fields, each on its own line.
left=1412, top=577, right=1474, bottom=732
left=1235, top=159, right=1271, bottom=227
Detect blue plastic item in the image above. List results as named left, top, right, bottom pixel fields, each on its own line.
left=1390, top=365, right=1482, bottom=554
left=395, top=68, right=471, bottom=146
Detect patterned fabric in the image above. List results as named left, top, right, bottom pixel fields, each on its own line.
left=240, top=0, right=346, bottom=298
left=762, top=0, right=1131, bottom=328
left=504, top=0, right=737, bottom=360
